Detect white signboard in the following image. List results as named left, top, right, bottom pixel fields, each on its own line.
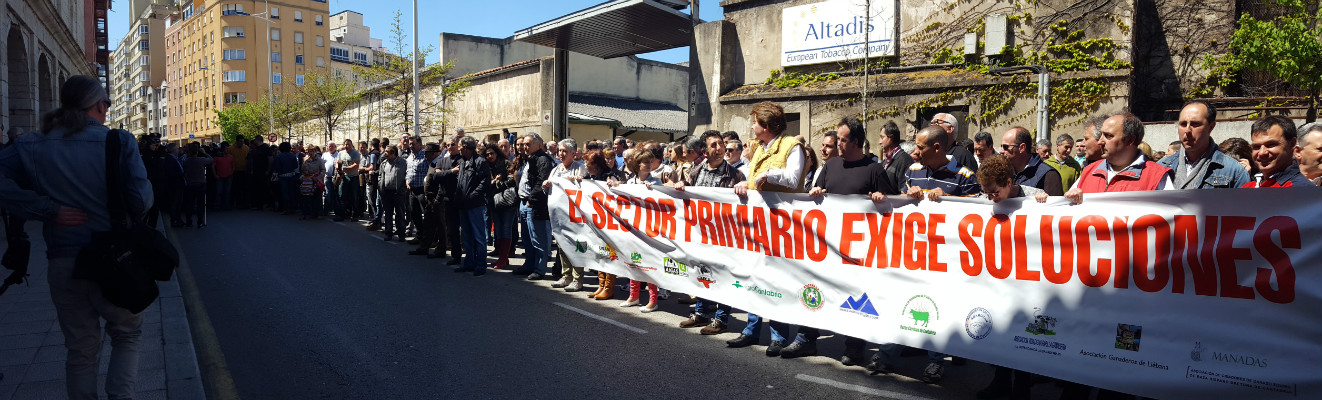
left=781, top=0, right=899, bottom=67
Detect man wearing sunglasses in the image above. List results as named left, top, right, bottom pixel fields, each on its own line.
left=999, top=127, right=1065, bottom=196
left=929, top=113, right=979, bottom=172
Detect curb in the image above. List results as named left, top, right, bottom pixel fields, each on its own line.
left=165, top=226, right=239, bottom=400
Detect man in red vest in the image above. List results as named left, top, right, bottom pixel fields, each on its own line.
left=1242, top=115, right=1312, bottom=188
left=1065, top=113, right=1173, bottom=204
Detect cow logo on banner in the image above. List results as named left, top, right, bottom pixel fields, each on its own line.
left=1026, top=308, right=1058, bottom=336
left=695, top=264, right=715, bottom=288
left=840, top=293, right=880, bottom=319
left=966, top=307, right=993, bottom=340
left=1115, top=324, right=1143, bottom=352
left=901, top=295, right=938, bottom=335
left=800, top=284, right=825, bottom=310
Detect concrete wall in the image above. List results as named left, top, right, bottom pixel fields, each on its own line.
left=439, top=33, right=688, bottom=106
left=448, top=64, right=545, bottom=139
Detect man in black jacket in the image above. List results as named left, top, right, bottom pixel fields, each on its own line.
left=409, top=143, right=445, bottom=256
left=453, top=136, right=491, bottom=275
left=516, top=133, right=556, bottom=276
left=435, top=139, right=464, bottom=264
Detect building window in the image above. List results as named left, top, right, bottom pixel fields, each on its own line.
left=223, top=27, right=244, bottom=38
left=353, top=51, right=368, bottom=65
left=270, top=7, right=279, bottom=19
left=224, top=92, right=247, bottom=104
left=139, top=41, right=150, bottom=50
left=316, top=57, right=324, bottom=67
left=315, top=15, right=323, bottom=26
left=295, top=54, right=304, bottom=65
left=316, top=36, right=323, bottom=47
left=296, top=75, right=305, bottom=86
left=138, top=25, right=148, bottom=35
left=294, top=11, right=302, bottom=22
left=270, top=29, right=280, bottom=41
left=330, top=46, right=349, bottom=62
left=223, top=70, right=246, bottom=82
left=272, top=73, right=281, bottom=84
left=222, top=49, right=245, bottom=60
left=139, top=56, right=150, bottom=65
left=294, top=32, right=303, bottom=44
left=271, top=52, right=281, bottom=63
left=221, top=4, right=243, bottom=16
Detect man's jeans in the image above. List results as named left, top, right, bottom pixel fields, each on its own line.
left=215, top=176, right=232, bottom=209
left=338, top=175, right=360, bottom=219
left=48, top=257, right=142, bottom=400
left=693, top=298, right=732, bottom=323
left=323, top=176, right=340, bottom=216
left=519, top=203, right=551, bottom=274
left=740, top=313, right=790, bottom=343
left=874, top=343, right=947, bottom=369
left=460, top=206, right=489, bottom=271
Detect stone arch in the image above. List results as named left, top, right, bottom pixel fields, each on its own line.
left=38, top=53, right=53, bottom=118
left=6, top=27, right=34, bottom=133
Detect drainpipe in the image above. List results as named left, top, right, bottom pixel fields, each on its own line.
left=991, top=65, right=1049, bottom=139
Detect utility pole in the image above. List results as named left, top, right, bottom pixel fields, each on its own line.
left=411, top=0, right=420, bottom=138
left=862, top=0, right=870, bottom=134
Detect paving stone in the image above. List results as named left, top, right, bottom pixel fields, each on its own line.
left=137, top=350, right=165, bottom=371
left=20, top=361, right=63, bottom=383
left=41, top=332, right=64, bottom=347
left=159, top=297, right=185, bottom=319
left=161, top=318, right=191, bottom=345
left=158, top=281, right=182, bottom=298
left=0, top=333, right=44, bottom=351
left=166, top=377, right=205, bottom=400
left=10, top=380, right=65, bottom=400
left=0, top=348, right=37, bottom=367
left=31, top=346, right=65, bottom=364
left=162, top=342, right=198, bottom=381
left=0, top=384, right=15, bottom=400
left=0, top=364, right=27, bottom=385
left=135, top=389, right=168, bottom=400
left=135, top=367, right=167, bottom=392
left=0, top=310, right=56, bottom=324
left=0, top=321, right=50, bottom=336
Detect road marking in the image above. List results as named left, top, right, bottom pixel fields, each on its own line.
left=553, top=302, right=648, bottom=334
left=794, top=374, right=936, bottom=400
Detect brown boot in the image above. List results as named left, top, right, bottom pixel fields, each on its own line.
left=594, top=274, right=616, bottom=300
left=491, top=239, right=512, bottom=269
left=587, top=272, right=606, bottom=298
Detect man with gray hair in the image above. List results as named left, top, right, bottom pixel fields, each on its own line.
left=1035, top=138, right=1052, bottom=160
left=929, top=112, right=979, bottom=172
left=453, top=136, right=491, bottom=275
left=1044, top=135, right=1082, bottom=189
left=453, top=127, right=466, bottom=139
left=1297, top=123, right=1322, bottom=185
left=516, top=133, right=557, bottom=278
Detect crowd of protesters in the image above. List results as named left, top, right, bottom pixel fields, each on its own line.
left=131, top=99, right=1322, bottom=400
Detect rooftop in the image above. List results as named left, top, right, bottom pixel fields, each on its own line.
left=569, top=94, right=687, bottom=133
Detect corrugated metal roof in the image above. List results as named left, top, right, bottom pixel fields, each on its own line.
left=569, top=94, right=687, bottom=133
left=513, top=0, right=695, bottom=59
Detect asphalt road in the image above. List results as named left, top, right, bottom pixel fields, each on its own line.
left=174, top=210, right=1070, bottom=400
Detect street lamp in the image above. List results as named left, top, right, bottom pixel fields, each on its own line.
left=236, top=1, right=275, bottom=139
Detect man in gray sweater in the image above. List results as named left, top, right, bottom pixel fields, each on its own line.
left=378, top=145, right=409, bottom=241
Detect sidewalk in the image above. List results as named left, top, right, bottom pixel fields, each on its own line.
left=0, top=225, right=205, bottom=400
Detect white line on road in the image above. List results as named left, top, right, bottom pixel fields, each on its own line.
left=553, top=302, right=648, bottom=334
left=794, top=374, right=937, bottom=400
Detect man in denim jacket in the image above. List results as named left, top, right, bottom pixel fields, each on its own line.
left=0, top=76, right=153, bottom=400
left=1158, top=102, right=1251, bottom=189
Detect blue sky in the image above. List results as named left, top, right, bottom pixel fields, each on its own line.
left=108, top=0, right=723, bottom=64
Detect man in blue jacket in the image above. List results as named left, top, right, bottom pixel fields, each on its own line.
left=1158, top=101, right=1250, bottom=189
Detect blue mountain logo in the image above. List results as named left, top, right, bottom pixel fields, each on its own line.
left=841, top=293, right=880, bottom=317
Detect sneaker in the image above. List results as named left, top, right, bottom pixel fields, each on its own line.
left=679, top=314, right=712, bottom=328
left=699, top=320, right=727, bottom=335
left=922, top=362, right=945, bottom=384
left=447, top=258, right=462, bottom=266
left=779, top=341, right=818, bottom=359
left=766, top=340, right=787, bottom=357
left=551, top=276, right=572, bottom=288
left=366, top=224, right=382, bottom=231
left=527, top=273, right=545, bottom=281
left=841, top=348, right=867, bottom=366
left=563, top=280, right=583, bottom=292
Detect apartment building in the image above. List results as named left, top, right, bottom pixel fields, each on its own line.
left=107, top=4, right=170, bottom=133
left=327, top=10, right=390, bottom=83
left=164, top=0, right=331, bottom=143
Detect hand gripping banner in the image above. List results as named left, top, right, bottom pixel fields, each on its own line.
left=548, top=178, right=1322, bottom=399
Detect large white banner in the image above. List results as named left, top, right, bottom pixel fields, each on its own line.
left=781, top=0, right=898, bottom=66
left=549, top=178, right=1322, bottom=399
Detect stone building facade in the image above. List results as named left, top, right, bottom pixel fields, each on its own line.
left=2, top=0, right=104, bottom=137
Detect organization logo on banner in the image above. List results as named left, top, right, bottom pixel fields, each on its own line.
left=695, top=264, right=715, bottom=288
left=839, top=293, right=879, bottom=319
left=625, top=252, right=656, bottom=271
left=573, top=240, right=587, bottom=253
left=734, top=281, right=784, bottom=299
left=1025, top=308, right=1058, bottom=336
left=1115, top=324, right=1142, bottom=352
left=597, top=244, right=618, bottom=261
left=965, top=308, right=993, bottom=340
left=900, top=295, right=938, bottom=335
left=1191, top=341, right=1269, bottom=368
left=662, top=257, right=690, bottom=277
left=800, top=284, right=825, bottom=310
